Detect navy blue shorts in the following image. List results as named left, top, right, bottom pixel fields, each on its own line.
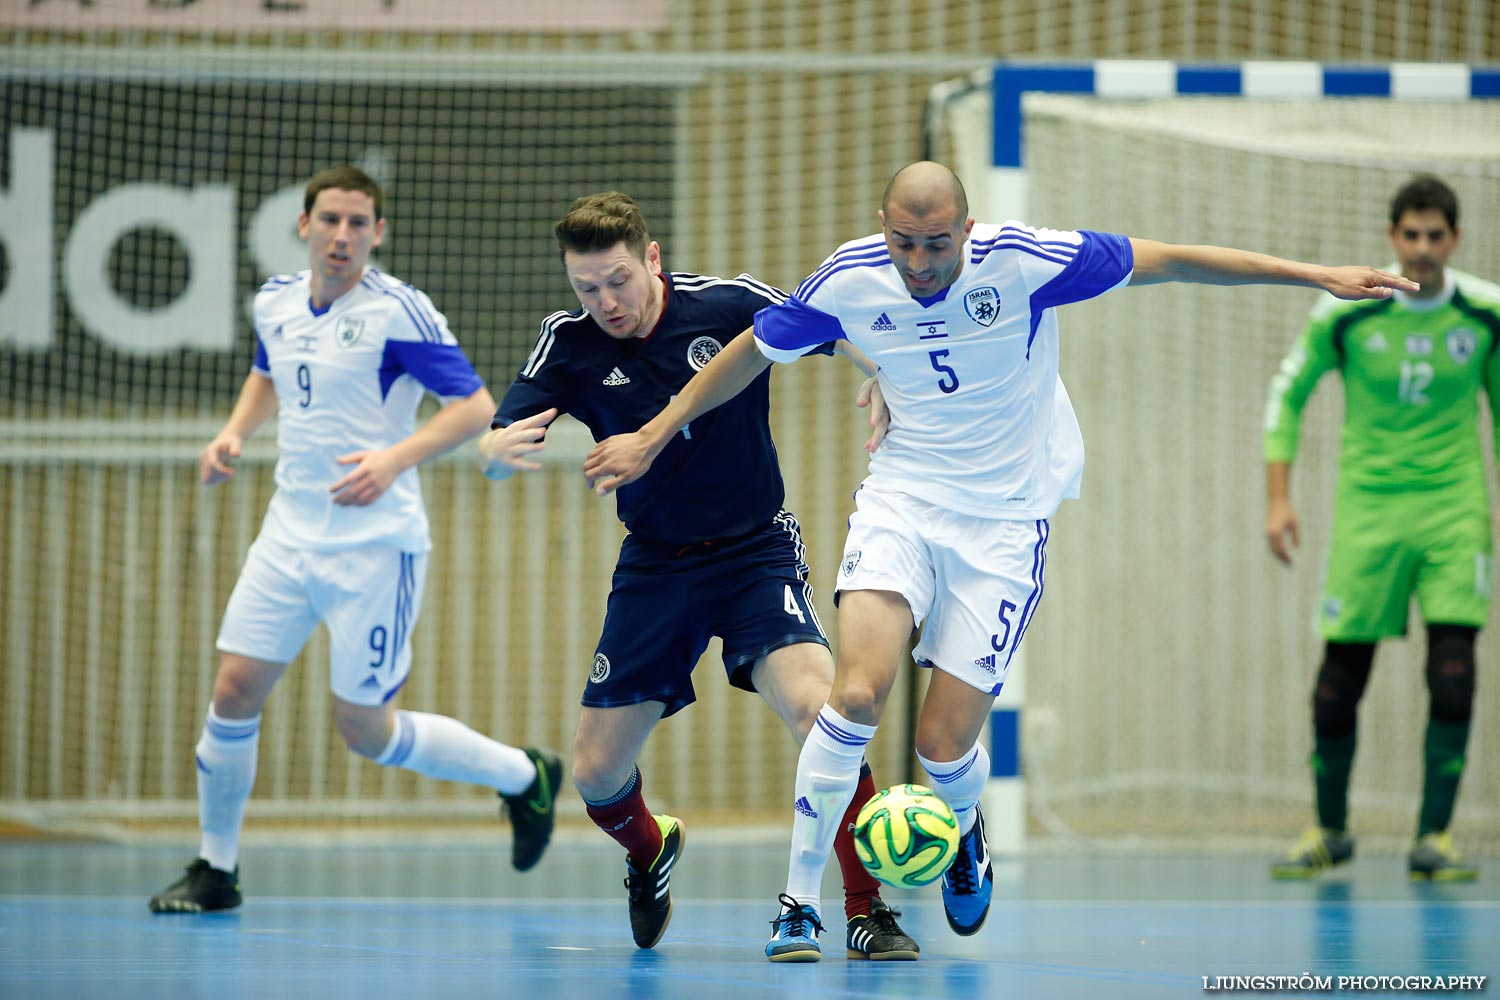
left=583, top=509, right=829, bottom=718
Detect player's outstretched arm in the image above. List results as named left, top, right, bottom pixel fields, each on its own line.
left=200, top=371, right=278, bottom=487
left=1264, top=461, right=1300, bottom=566
left=583, top=328, right=772, bottom=495
left=331, top=386, right=496, bottom=507
left=477, top=408, right=559, bottom=481
left=1128, top=239, right=1418, bottom=301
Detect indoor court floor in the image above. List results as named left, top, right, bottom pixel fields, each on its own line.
left=1, top=832, right=1495, bottom=999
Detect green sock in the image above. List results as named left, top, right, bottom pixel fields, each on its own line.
left=1418, top=718, right=1470, bottom=838
left=1312, top=731, right=1356, bottom=832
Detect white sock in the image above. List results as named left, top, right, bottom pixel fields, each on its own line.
left=918, top=743, right=990, bottom=836
left=374, top=710, right=536, bottom=794
left=784, top=705, right=875, bottom=923
left=196, top=706, right=260, bottom=872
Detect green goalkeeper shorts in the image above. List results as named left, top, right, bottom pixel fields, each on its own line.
left=1320, top=488, right=1492, bottom=640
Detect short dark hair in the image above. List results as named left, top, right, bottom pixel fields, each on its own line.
left=1389, top=175, right=1458, bottom=230
left=554, top=192, right=650, bottom=260
left=304, top=166, right=383, bottom=220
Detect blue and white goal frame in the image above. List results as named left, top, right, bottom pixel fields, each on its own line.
left=976, top=60, right=1499, bottom=853
left=988, top=59, right=1500, bottom=224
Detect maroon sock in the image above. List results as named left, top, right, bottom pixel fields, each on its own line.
left=833, top=763, right=883, bottom=920
left=583, top=768, right=663, bottom=867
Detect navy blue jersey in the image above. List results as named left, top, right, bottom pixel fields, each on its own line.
left=497, top=272, right=832, bottom=544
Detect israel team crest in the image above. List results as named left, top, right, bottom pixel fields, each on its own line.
left=1446, top=327, right=1477, bottom=365
left=335, top=316, right=365, bottom=349
left=841, top=550, right=862, bottom=577
left=687, top=336, right=722, bottom=371
left=963, top=286, right=1000, bottom=327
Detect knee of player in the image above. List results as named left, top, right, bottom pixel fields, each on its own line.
left=1312, top=680, right=1360, bottom=738
left=334, top=704, right=393, bottom=758
left=210, top=658, right=277, bottom=716
left=570, top=754, right=627, bottom=802
left=913, top=726, right=969, bottom=764
left=828, top=677, right=891, bottom=726
left=1311, top=642, right=1374, bottom=737
left=775, top=684, right=827, bottom=742
left=790, top=700, right=823, bottom=742
left=1427, top=626, right=1477, bottom=723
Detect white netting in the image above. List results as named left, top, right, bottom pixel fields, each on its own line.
left=1018, top=95, right=1500, bottom=852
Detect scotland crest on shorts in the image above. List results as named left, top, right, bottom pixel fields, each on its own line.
left=1446, top=327, right=1477, bottom=365
left=335, top=316, right=365, bottom=349
left=687, top=336, right=722, bottom=371
left=963, top=286, right=1000, bottom=328
left=590, top=653, right=611, bottom=684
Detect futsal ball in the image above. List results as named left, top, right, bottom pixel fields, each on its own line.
left=852, top=783, right=960, bottom=889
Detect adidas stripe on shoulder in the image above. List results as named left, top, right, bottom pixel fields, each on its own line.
left=522, top=309, right=587, bottom=378
left=671, top=271, right=789, bottom=305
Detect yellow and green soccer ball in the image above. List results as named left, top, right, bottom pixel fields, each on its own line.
left=852, top=783, right=960, bottom=888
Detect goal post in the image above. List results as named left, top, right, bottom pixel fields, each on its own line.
left=932, top=60, right=1500, bottom=854
left=987, top=61, right=1500, bottom=224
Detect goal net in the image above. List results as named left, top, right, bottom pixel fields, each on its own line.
left=951, top=91, right=1500, bottom=852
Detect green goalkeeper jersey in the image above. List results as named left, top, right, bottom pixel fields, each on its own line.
left=1265, top=269, right=1500, bottom=495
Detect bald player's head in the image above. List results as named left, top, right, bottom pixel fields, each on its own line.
left=881, top=161, right=969, bottom=223
left=879, top=162, right=974, bottom=297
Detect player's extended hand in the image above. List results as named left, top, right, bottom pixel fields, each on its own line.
left=1265, top=497, right=1300, bottom=566
left=330, top=448, right=401, bottom=506
left=477, top=408, right=557, bottom=479
left=200, top=432, right=243, bottom=487
left=855, top=375, right=890, bottom=454
left=1320, top=266, right=1419, bottom=301
left=583, top=432, right=656, bottom=496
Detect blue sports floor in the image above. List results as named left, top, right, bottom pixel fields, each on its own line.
left=2, top=834, right=1495, bottom=999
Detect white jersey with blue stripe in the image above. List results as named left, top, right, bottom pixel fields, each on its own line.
left=753, top=222, right=1134, bottom=520
left=251, top=267, right=484, bottom=552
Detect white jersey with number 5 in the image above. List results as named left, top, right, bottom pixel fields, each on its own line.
left=753, top=222, right=1134, bottom=520
left=251, top=267, right=484, bottom=553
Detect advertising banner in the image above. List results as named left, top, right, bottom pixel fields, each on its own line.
left=0, top=77, right=673, bottom=412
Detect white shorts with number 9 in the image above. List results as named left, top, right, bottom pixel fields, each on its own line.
left=834, top=485, right=1050, bottom=695
left=216, top=534, right=427, bottom=706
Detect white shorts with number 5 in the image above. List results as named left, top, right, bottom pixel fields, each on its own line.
left=216, top=533, right=427, bottom=706
left=835, top=485, right=1049, bottom=695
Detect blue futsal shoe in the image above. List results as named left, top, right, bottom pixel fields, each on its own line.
left=940, top=807, right=993, bottom=936
left=765, top=893, right=824, bottom=962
